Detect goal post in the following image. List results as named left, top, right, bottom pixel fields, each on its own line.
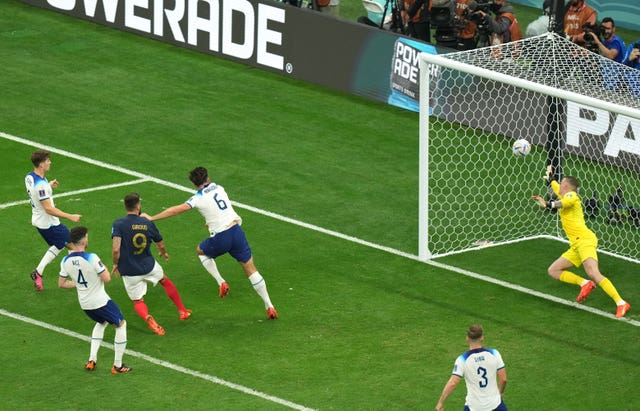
left=418, top=32, right=640, bottom=262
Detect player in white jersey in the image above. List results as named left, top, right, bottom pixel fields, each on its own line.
left=143, top=166, right=278, bottom=320
left=25, top=150, right=81, bottom=291
left=58, top=226, right=131, bottom=374
left=436, top=324, right=508, bottom=411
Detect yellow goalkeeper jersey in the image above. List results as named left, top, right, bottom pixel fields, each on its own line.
left=551, top=180, right=596, bottom=243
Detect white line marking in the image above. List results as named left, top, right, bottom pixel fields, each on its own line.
left=0, top=179, right=150, bottom=209
left=0, top=309, right=316, bottom=411
left=2, top=131, right=637, bottom=327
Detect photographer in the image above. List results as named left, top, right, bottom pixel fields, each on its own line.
left=471, top=0, right=522, bottom=47
left=588, top=18, right=625, bottom=62
left=623, top=41, right=640, bottom=70
left=456, top=0, right=478, bottom=50
left=564, top=0, right=597, bottom=49
left=400, top=0, right=431, bottom=43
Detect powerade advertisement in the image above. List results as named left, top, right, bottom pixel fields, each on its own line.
left=18, top=0, right=447, bottom=113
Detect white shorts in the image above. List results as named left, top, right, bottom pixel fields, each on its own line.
left=121, top=261, right=164, bottom=301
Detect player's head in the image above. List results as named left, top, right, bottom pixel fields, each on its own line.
left=189, top=167, right=209, bottom=187
left=466, top=324, right=484, bottom=343
left=561, top=176, right=580, bottom=194
left=30, top=150, right=51, bottom=168
left=124, top=192, right=141, bottom=213
left=70, top=226, right=88, bottom=246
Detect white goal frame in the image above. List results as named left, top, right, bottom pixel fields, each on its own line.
left=418, top=33, right=640, bottom=261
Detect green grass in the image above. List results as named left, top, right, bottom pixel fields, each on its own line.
left=1, top=1, right=639, bottom=410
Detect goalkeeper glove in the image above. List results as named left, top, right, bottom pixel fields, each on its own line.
left=542, top=165, right=553, bottom=182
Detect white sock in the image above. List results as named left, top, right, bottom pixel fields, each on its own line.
left=199, top=255, right=226, bottom=285
left=36, top=245, right=62, bottom=275
left=89, top=322, right=108, bottom=362
left=114, top=321, right=127, bottom=368
left=248, top=272, right=273, bottom=309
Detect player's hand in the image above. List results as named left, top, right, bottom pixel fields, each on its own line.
left=542, top=165, right=553, bottom=182
left=531, top=195, right=547, bottom=207
left=159, top=251, right=169, bottom=261
left=112, top=266, right=121, bottom=278
left=69, top=214, right=82, bottom=223
left=140, top=212, right=152, bottom=220
left=50, top=179, right=59, bottom=188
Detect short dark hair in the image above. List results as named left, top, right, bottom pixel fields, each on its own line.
left=189, top=167, right=209, bottom=187
left=31, top=150, right=51, bottom=167
left=467, top=324, right=484, bottom=341
left=70, top=226, right=88, bottom=244
left=124, top=192, right=141, bottom=211
left=601, top=17, right=615, bottom=27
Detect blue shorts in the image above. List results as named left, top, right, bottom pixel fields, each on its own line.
left=464, top=399, right=507, bottom=411
left=37, top=224, right=70, bottom=249
left=84, top=300, right=125, bottom=326
left=199, top=224, right=252, bottom=263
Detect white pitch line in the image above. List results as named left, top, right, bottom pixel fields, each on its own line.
left=0, top=179, right=150, bottom=209
left=2, top=131, right=638, bottom=328
left=0, top=309, right=316, bottom=411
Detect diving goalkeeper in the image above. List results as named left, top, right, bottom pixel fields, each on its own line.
left=531, top=169, right=631, bottom=318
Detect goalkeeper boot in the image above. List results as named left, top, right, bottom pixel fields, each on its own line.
left=30, top=270, right=43, bottom=291
left=85, top=360, right=96, bottom=371
left=576, top=281, right=596, bottom=303
left=616, top=302, right=631, bottom=318
left=267, top=307, right=278, bottom=320
left=179, top=309, right=192, bottom=321
left=219, top=282, right=230, bottom=298
left=111, top=364, right=132, bottom=374
left=145, top=315, right=165, bottom=336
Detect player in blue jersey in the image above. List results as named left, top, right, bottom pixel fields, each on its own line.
left=58, top=226, right=131, bottom=374
left=143, top=166, right=278, bottom=320
left=25, top=150, right=82, bottom=291
left=436, top=324, right=508, bottom=411
left=112, top=192, right=191, bottom=336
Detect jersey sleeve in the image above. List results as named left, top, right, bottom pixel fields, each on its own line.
left=111, top=220, right=121, bottom=238
left=452, top=355, right=465, bottom=377
left=560, top=191, right=579, bottom=209
left=148, top=220, right=163, bottom=243
left=90, top=253, right=106, bottom=275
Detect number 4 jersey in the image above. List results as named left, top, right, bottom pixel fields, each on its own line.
left=60, top=252, right=109, bottom=310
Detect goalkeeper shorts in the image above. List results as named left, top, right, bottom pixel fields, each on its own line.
left=563, top=238, right=598, bottom=267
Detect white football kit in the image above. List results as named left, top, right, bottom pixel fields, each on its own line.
left=25, top=171, right=60, bottom=229
left=186, top=183, right=242, bottom=236
left=452, top=348, right=505, bottom=411
left=60, top=252, right=110, bottom=310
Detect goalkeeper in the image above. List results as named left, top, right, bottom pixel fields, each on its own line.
left=531, top=169, right=631, bottom=318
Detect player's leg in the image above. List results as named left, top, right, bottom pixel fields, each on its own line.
left=583, top=258, right=630, bottom=317
left=240, top=258, right=277, bottom=319
left=197, top=239, right=229, bottom=298
left=86, top=321, right=108, bottom=370
left=123, top=276, right=164, bottom=335
left=112, top=319, right=131, bottom=374
left=548, top=251, right=595, bottom=302
left=31, top=225, right=70, bottom=290
left=153, top=262, right=191, bottom=320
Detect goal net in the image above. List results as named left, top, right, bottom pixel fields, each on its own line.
left=418, top=32, right=640, bottom=262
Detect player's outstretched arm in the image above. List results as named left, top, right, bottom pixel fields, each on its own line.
left=145, top=203, right=191, bottom=221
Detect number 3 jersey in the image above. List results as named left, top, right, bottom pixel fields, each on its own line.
left=60, top=252, right=109, bottom=310
left=452, top=347, right=505, bottom=411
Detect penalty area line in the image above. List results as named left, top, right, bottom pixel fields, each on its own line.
left=0, top=308, right=317, bottom=411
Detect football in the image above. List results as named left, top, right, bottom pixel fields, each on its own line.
left=512, top=139, right=531, bottom=157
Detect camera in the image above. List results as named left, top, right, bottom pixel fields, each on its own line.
left=582, top=22, right=601, bottom=52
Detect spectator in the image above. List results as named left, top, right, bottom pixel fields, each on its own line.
left=474, top=0, right=523, bottom=46
left=318, top=0, right=340, bottom=17
left=622, top=41, right=640, bottom=97
left=401, top=0, right=431, bottom=43
left=564, top=0, right=597, bottom=49
left=589, top=17, right=625, bottom=62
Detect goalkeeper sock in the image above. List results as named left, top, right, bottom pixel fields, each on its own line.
left=160, top=277, right=187, bottom=312
left=133, top=300, right=149, bottom=320
left=199, top=255, right=226, bottom=286
left=597, top=277, right=624, bottom=304
left=559, top=271, right=586, bottom=286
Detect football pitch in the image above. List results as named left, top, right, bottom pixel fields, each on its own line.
left=1, top=1, right=638, bottom=410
